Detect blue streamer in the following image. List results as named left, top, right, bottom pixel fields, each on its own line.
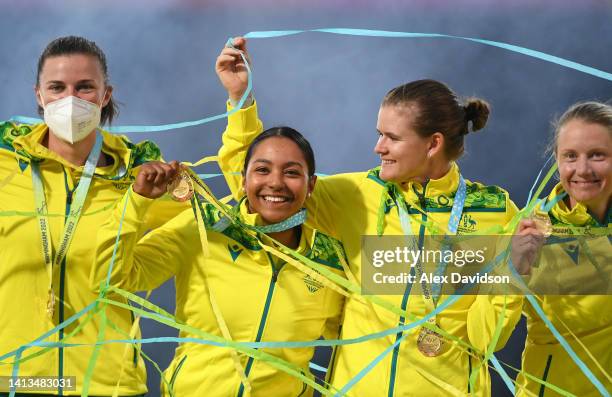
left=8, top=349, right=24, bottom=397
left=526, top=155, right=554, bottom=206
left=3, top=248, right=517, bottom=397
left=525, top=293, right=609, bottom=397
left=507, top=260, right=609, bottom=397
left=0, top=301, right=97, bottom=362
left=490, top=353, right=516, bottom=395
left=337, top=333, right=409, bottom=396
left=309, top=362, right=328, bottom=373
left=9, top=28, right=611, bottom=133
left=336, top=248, right=516, bottom=395
left=243, top=28, right=612, bottom=81
left=5, top=27, right=608, bottom=395
left=9, top=39, right=253, bottom=133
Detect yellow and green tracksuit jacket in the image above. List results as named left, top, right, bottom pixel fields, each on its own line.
left=92, top=189, right=346, bottom=397
left=218, top=102, right=524, bottom=396
left=516, top=184, right=611, bottom=397
left=0, top=122, right=187, bottom=396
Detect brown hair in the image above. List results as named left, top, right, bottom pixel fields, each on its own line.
left=381, top=79, right=490, bottom=160
left=550, top=101, right=612, bottom=154
left=36, top=36, right=118, bottom=125
left=244, top=126, right=316, bottom=177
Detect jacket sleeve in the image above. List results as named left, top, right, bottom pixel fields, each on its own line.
left=143, top=194, right=191, bottom=229
left=304, top=174, right=365, bottom=240
left=466, top=294, right=523, bottom=352
left=467, top=195, right=524, bottom=352
left=217, top=100, right=264, bottom=201
left=91, top=187, right=195, bottom=293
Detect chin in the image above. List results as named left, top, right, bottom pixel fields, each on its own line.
left=379, top=169, right=396, bottom=182
left=569, top=191, right=606, bottom=208
left=567, top=186, right=600, bottom=202
left=260, top=211, right=290, bottom=225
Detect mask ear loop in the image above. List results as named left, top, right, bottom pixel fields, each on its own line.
left=98, top=88, right=109, bottom=109
left=39, top=91, right=47, bottom=110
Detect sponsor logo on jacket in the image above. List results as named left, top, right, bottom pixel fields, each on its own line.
left=228, top=244, right=244, bottom=262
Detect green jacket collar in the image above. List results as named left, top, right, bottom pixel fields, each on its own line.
left=4, top=122, right=161, bottom=179
left=548, top=183, right=611, bottom=226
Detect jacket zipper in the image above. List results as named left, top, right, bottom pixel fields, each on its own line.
left=387, top=183, right=428, bottom=397
left=58, top=168, right=74, bottom=396
left=236, top=254, right=282, bottom=397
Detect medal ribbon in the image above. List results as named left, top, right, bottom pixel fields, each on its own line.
left=395, top=175, right=467, bottom=348
left=211, top=197, right=307, bottom=234
left=32, top=131, right=103, bottom=318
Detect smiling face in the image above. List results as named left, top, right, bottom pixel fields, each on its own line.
left=35, top=53, right=111, bottom=111
left=374, top=104, right=433, bottom=183
left=243, top=136, right=316, bottom=225
left=556, top=118, right=612, bottom=212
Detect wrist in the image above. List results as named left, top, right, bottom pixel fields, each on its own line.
left=229, top=92, right=254, bottom=109
left=132, top=184, right=149, bottom=198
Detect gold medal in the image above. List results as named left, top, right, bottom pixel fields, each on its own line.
left=47, top=289, right=55, bottom=318
left=531, top=212, right=552, bottom=237
left=167, top=171, right=194, bottom=202
left=417, top=327, right=443, bottom=357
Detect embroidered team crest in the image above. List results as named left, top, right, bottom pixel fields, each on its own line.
left=303, top=274, right=324, bottom=293
left=457, top=214, right=477, bottom=233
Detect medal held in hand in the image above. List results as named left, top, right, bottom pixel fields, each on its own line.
left=417, top=327, right=443, bottom=357
left=531, top=212, right=552, bottom=237
left=167, top=170, right=194, bottom=202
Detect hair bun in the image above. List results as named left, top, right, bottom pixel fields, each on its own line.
left=464, top=98, right=490, bottom=133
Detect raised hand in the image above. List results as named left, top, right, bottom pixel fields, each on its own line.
left=215, top=37, right=252, bottom=104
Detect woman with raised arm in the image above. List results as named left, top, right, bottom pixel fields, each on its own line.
left=216, top=38, right=523, bottom=396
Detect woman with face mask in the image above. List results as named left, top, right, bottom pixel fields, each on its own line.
left=217, top=38, right=524, bottom=396
left=512, top=102, right=611, bottom=396
left=0, top=36, right=185, bottom=396
left=92, top=127, right=346, bottom=397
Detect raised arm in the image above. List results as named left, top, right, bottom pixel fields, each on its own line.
left=216, top=37, right=263, bottom=200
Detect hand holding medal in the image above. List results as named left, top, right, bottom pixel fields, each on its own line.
left=134, top=160, right=186, bottom=200
left=510, top=216, right=547, bottom=275
left=530, top=211, right=553, bottom=237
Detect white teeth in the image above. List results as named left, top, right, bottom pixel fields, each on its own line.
left=382, top=160, right=395, bottom=164
left=263, top=196, right=288, bottom=202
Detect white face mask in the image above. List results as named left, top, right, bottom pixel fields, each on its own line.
left=42, top=95, right=102, bottom=144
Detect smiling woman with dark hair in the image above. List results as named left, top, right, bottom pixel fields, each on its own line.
left=93, top=126, right=347, bottom=397
left=217, top=37, right=524, bottom=396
